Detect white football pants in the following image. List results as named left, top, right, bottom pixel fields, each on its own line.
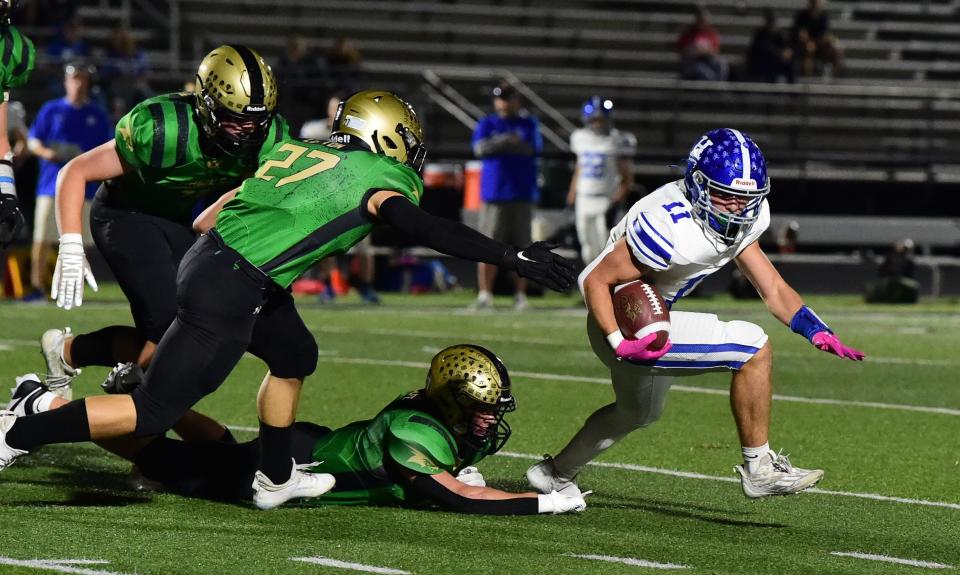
left=551, top=311, right=768, bottom=478
left=575, top=206, right=609, bottom=264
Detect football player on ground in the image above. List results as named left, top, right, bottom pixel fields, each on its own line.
left=528, top=129, right=864, bottom=499
left=0, top=0, right=35, bottom=250
left=38, top=45, right=288, bottom=401
left=567, top=96, right=636, bottom=264
left=0, top=90, right=576, bottom=510
left=9, top=346, right=587, bottom=515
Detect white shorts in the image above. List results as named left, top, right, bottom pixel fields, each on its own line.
left=586, top=310, right=768, bottom=422
left=33, top=195, right=94, bottom=246
left=588, top=310, right=768, bottom=373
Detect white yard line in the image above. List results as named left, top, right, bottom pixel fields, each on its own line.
left=495, top=451, right=960, bottom=511
left=317, top=356, right=960, bottom=417
left=830, top=551, right=955, bottom=570
left=566, top=553, right=690, bottom=570
left=0, top=557, right=128, bottom=575
left=291, top=556, right=411, bottom=574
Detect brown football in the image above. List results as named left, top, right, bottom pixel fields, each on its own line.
left=613, top=280, right=670, bottom=350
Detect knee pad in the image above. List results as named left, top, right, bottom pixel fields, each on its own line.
left=131, top=388, right=185, bottom=438
left=267, top=338, right=318, bottom=379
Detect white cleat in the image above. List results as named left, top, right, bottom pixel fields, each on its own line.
left=734, top=450, right=824, bottom=499
left=40, top=327, right=80, bottom=400
left=251, top=460, right=336, bottom=510
left=7, top=374, right=53, bottom=416
left=0, top=411, right=27, bottom=471
left=526, top=455, right=582, bottom=497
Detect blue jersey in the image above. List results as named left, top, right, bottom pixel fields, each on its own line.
left=29, top=98, right=112, bottom=198
left=471, top=112, right=541, bottom=203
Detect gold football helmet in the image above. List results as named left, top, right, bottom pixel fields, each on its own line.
left=331, top=90, right=427, bottom=173
left=195, top=44, right=278, bottom=157
left=425, top=344, right=515, bottom=455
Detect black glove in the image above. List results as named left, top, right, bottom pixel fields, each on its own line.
left=504, top=241, right=577, bottom=292
left=102, top=362, right=145, bottom=394
left=0, top=195, right=24, bottom=249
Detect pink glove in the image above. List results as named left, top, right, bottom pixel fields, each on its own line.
left=811, top=331, right=865, bottom=361
left=615, top=332, right=673, bottom=363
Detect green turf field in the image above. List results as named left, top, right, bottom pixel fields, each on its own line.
left=0, top=289, right=958, bottom=575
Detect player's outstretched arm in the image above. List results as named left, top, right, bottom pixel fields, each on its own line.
left=403, top=467, right=586, bottom=515
left=736, top=242, right=864, bottom=361
left=49, top=141, right=127, bottom=309
left=369, top=190, right=577, bottom=292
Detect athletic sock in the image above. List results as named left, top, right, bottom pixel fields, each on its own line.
left=6, top=399, right=91, bottom=451
left=742, top=442, right=770, bottom=474
left=71, top=326, right=143, bottom=367
left=477, top=290, right=492, bottom=303
left=258, top=420, right=293, bottom=485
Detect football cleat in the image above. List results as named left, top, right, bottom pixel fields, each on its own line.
left=102, top=362, right=145, bottom=395
left=0, top=411, right=27, bottom=471
left=40, top=327, right=80, bottom=399
left=7, top=374, right=53, bottom=416
left=734, top=450, right=824, bottom=499
left=526, top=455, right=582, bottom=497
left=251, top=460, right=336, bottom=510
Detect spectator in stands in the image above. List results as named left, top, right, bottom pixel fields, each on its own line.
left=866, top=238, right=919, bottom=304
left=470, top=82, right=542, bottom=311
left=100, top=27, right=152, bottom=120
left=793, top=0, right=843, bottom=78
left=676, top=6, right=728, bottom=81
left=24, top=62, right=111, bottom=301
left=747, top=8, right=795, bottom=83
left=325, top=36, right=364, bottom=93
left=276, top=34, right=324, bottom=135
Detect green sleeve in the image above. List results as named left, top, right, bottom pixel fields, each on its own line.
left=115, top=103, right=156, bottom=171
left=385, top=416, right=457, bottom=475
left=0, top=25, right=35, bottom=92
left=377, top=162, right=424, bottom=206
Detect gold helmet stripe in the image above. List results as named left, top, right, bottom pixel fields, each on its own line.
left=227, top=44, right=264, bottom=107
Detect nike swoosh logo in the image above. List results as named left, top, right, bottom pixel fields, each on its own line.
left=744, top=454, right=759, bottom=459
left=517, top=251, right=538, bottom=262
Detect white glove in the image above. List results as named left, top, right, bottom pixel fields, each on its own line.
left=52, top=233, right=98, bottom=310
left=537, top=490, right=587, bottom=514
left=455, top=466, right=486, bottom=488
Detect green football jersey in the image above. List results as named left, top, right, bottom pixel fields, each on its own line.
left=215, top=138, right=423, bottom=288
left=0, top=24, right=35, bottom=95
left=109, top=92, right=289, bottom=224
left=305, top=391, right=476, bottom=506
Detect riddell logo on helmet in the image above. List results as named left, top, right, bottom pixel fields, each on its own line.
left=732, top=178, right=757, bottom=190
left=245, top=105, right=267, bottom=112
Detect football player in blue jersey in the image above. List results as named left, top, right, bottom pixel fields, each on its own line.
left=529, top=128, right=864, bottom=499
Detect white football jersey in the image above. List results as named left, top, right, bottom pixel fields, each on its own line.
left=570, top=127, right=637, bottom=200
left=606, top=179, right=770, bottom=306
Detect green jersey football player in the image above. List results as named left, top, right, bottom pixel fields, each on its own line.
left=38, top=45, right=288, bottom=400
left=9, top=345, right=587, bottom=515
left=0, top=0, right=36, bottom=248
left=0, top=90, right=576, bottom=511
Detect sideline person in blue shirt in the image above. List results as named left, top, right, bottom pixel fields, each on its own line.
left=26, top=61, right=111, bottom=299
left=470, top=82, right=542, bottom=311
